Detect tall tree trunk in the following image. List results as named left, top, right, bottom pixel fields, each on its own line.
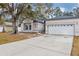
left=12, top=17, right=18, bottom=34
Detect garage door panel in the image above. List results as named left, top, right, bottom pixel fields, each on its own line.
left=47, top=25, right=74, bottom=35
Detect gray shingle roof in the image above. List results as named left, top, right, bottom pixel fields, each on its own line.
left=46, top=16, right=79, bottom=21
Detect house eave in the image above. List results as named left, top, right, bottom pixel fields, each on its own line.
left=45, top=16, right=79, bottom=21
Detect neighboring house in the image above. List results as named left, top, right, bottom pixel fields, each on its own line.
left=18, top=19, right=45, bottom=33
left=5, top=22, right=13, bottom=32
left=0, top=22, right=12, bottom=32
left=45, top=16, right=79, bottom=36
left=0, top=25, right=3, bottom=32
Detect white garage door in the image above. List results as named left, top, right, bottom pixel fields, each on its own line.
left=47, top=24, right=74, bottom=35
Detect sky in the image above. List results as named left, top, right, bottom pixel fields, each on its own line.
left=53, top=3, right=78, bottom=12
left=3, top=3, right=79, bottom=20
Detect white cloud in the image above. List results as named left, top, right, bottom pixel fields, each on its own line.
left=72, top=4, right=79, bottom=10
left=73, top=7, right=77, bottom=9
left=60, top=7, right=65, bottom=12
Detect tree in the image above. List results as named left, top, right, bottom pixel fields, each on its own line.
left=63, top=11, right=73, bottom=16
left=54, top=7, right=62, bottom=17
left=73, top=7, right=79, bottom=17
left=0, top=3, right=8, bottom=32
left=7, top=3, right=25, bottom=34
left=0, top=3, right=37, bottom=34
left=33, top=3, right=53, bottom=19
left=0, top=3, right=53, bottom=33
left=18, top=4, right=37, bottom=27
left=0, top=15, right=4, bottom=25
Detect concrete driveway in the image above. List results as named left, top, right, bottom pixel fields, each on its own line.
left=0, top=35, right=73, bottom=56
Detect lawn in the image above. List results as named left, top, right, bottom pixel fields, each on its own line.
left=71, top=36, right=79, bottom=56
left=0, top=32, right=40, bottom=45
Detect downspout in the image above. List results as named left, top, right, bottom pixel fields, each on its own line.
left=44, top=20, right=46, bottom=34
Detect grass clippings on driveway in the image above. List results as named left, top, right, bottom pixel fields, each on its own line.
left=0, top=32, right=41, bottom=45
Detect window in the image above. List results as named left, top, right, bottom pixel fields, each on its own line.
left=24, top=23, right=28, bottom=30
left=24, top=23, right=31, bottom=30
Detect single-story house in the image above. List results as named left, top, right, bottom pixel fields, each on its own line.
left=18, top=19, right=45, bottom=33
left=19, top=16, right=79, bottom=36
left=1, top=16, right=79, bottom=36
left=45, top=16, right=79, bottom=36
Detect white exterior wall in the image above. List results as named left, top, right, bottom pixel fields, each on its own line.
left=46, top=18, right=79, bottom=36
left=18, top=19, right=33, bottom=32
left=0, top=26, right=3, bottom=32
left=75, top=24, right=79, bottom=36
left=18, top=27, right=22, bottom=32
left=37, top=23, right=44, bottom=32
left=18, top=19, right=44, bottom=33
left=33, top=22, right=44, bottom=32
left=32, top=22, right=38, bottom=32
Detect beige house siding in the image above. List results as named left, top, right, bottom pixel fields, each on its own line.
left=46, top=18, right=79, bottom=36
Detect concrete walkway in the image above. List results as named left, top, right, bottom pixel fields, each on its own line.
left=0, top=35, right=73, bottom=56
